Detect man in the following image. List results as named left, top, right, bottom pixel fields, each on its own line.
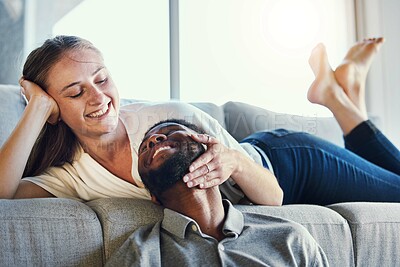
left=106, top=119, right=329, bottom=266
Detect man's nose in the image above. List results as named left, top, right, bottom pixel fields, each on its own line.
left=148, top=134, right=167, bottom=148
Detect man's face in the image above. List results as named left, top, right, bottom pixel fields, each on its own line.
left=138, top=122, right=205, bottom=196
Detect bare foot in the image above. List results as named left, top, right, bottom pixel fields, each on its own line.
left=334, top=37, right=385, bottom=116
left=308, top=43, right=368, bottom=135
left=307, top=43, right=342, bottom=108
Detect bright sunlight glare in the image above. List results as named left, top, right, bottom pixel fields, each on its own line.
left=264, top=0, right=320, bottom=51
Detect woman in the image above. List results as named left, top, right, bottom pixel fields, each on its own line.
left=0, top=35, right=281, bottom=205
left=0, top=35, right=398, bottom=205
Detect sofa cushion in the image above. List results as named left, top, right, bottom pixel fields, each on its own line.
left=0, top=84, right=26, bottom=147
left=329, top=202, right=400, bottom=267
left=223, top=101, right=344, bottom=146
left=87, top=198, right=163, bottom=260
left=0, top=198, right=104, bottom=266
left=237, top=204, right=354, bottom=267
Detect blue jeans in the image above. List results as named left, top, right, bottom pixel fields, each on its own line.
left=241, top=121, right=400, bottom=205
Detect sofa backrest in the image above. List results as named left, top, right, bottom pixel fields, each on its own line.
left=0, top=84, right=26, bottom=147
left=223, top=101, right=344, bottom=146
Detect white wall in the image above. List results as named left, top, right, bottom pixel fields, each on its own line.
left=356, top=0, right=400, bottom=148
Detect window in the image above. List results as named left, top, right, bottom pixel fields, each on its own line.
left=53, top=0, right=170, bottom=101
left=29, top=0, right=355, bottom=116
left=179, top=0, right=355, bottom=116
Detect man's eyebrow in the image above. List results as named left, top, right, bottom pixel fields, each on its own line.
left=61, top=66, right=105, bottom=92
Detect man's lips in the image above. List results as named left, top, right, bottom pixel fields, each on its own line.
left=152, top=145, right=172, bottom=159
left=146, top=142, right=176, bottom=167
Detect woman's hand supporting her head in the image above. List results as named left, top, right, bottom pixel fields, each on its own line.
left=0, top=79, right=58, bottom=199
left=183, top=134, right=284, bottom=206
left=20, top=78, right=60, bottom=124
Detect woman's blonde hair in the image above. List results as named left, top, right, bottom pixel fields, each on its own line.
left=22, top=35, right=102, bottom=176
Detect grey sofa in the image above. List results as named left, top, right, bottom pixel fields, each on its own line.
left=1, top=84, right=400, bottom=267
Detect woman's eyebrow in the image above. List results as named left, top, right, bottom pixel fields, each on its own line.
left=92, top=66, right=104, bottom=75
left=61, top=81, right=80, bottom=92
left=61, top=67, right=105, bottom=92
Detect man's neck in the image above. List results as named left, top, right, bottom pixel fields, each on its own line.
left=164, top=185, right=226, bottom=241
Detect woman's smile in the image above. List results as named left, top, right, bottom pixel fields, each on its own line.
left=86, top=101, right=111, bottom=119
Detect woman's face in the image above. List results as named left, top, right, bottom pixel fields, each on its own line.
left=46, top=48, right=120, bottom=140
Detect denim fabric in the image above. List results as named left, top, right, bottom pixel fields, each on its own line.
left=344, top=120, right=400, bottom=175
left=241, top=121, right=400, bottom=205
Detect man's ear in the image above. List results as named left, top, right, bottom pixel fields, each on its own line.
left=151, top=194, right=162, bottom=205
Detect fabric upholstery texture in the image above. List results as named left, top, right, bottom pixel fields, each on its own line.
left=329, top=202, right=400, bottom=267
left=0, top=84, right=25, bottom=147
left=237, top=204, right=354, bottom=267
left=223, top=101, right=344, bottom=146
left=87, top=198, right=163, bottom=260
left=0, top=198, right=103, bottom=266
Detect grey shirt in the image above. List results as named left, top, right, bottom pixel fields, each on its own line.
left=106, top=200, right=329, bottom=267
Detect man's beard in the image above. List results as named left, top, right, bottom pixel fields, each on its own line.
left=144, top=141, right=205, bottom=198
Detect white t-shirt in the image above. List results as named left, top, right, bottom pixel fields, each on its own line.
left=24, top=101, right=266, bottom=202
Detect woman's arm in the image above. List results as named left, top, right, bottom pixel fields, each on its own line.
left=183, top=134, right=283, bottom=206
left=230, top=149, right=283, bottom=206
left=0, top=80, right=58, bottom=198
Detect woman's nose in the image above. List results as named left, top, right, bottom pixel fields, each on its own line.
left=148, top=134, right=167, bottom=148
left=87, top=85, right=106, bottom=105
